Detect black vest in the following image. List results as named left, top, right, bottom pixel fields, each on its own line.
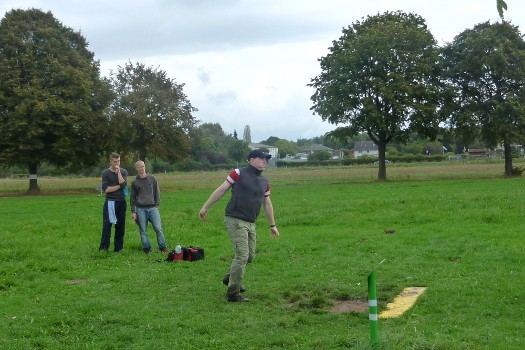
left=225, top=165, right=268, bottom=223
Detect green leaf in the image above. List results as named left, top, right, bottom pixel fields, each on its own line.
left=497, top=0, right=508, bottom=19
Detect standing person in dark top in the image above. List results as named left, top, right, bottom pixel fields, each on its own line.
left=199, top=150, right=280, bottom=302
left=130, top=160, right=168, bottom=254
left=99, top=153, right=128, bottom=252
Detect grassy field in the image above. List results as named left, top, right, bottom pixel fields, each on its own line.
left=1, top=161, right=524, bottom=349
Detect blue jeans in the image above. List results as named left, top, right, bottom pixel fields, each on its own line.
left=136, top=207, right=167, bottom=251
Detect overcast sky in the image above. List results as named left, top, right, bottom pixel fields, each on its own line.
left=1, top=1, right=525, bottom=142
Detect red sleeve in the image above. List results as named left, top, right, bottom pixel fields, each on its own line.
left=226, top=169, right=240, bottom=185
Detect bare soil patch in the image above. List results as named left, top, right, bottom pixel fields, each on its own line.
left=329, top=299, right=368, bottom=313
left=64, top=279, right=87, bottom=285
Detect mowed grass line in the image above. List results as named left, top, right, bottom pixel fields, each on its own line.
left=0, top=175, right=524, bottom=349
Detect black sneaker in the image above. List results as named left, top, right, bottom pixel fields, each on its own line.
left=226, top=293, right=250, bottom=302
left=222, top=276, right=246, bottom=293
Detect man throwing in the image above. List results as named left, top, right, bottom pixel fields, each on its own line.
left=199, top=150, right=280, bottom=302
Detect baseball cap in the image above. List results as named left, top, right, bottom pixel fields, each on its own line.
left=247, top=149, right=271, bottom=160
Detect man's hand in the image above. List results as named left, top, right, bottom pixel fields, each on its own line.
left=199, top=208, right=207, bottom=221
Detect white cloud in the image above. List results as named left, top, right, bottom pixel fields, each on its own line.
left=2, top=0, right=525, bottom=141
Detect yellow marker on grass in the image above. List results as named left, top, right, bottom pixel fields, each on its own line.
left=379, top=287, right=427, bottom=318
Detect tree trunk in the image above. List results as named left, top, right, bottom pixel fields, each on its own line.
left=377, top=141, right=387, bottom=181
left=503, top=137, right=513, bottom=176
left=28, top=163, right=40, bottom=193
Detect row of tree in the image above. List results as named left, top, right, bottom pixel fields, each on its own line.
left=309, top=9, right=525, bottom=180
left=0, top=4, right=521, bottom=190
left=0, top=9, right=203, bottom=191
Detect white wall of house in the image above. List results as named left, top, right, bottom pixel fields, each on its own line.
left=353, top=141, right=379, bottom=159
left=355, top=149, right=379, bottom=158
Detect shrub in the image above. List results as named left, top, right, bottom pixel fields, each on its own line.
left=151, top=160, right=176, bottom=173
left=308, top=151, right=332, bottom=161
left=507, top=166, right=523, bottom=177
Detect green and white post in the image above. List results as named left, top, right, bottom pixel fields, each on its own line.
left=368, top=270, right=379, bottom=348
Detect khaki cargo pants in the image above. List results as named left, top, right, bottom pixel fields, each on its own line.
left=224, top=216, right=257, bottom=294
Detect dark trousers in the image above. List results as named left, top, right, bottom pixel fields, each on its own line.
left=99, top=199, right=127, bottom=252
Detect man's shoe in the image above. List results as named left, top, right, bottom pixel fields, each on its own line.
left=226, top=293, right=250, bottom=302
left=161, top=248, right=169, bottom=253
left=222, top=276, right=246, bottom=293
left=143, top=248, right=151, bottom=254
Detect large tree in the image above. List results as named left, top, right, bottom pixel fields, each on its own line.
left=441, top=21, right=525, bottom=176
left=309, top=11, right=441, bottom=180
left=0, top=9, right=112, bottom=191
left=187, top=123, right=241, bottom=164
left=109, top=61, right=197, bottom=162
left=228, top=139, right=250, bottom=163
left=275, top=139, right=299, bottom=158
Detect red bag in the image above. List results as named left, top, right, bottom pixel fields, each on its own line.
left=166, top=245, right=183, bottom=261
left=166, top=246, right=204, bottom=262
left=182, top=246, right=205, bottom=262
left=167, top=250, right=183, bottom=261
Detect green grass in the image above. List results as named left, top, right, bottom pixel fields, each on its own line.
left=1, top=164, right=524, bottom=349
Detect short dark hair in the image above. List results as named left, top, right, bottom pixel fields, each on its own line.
left=110, top=152, right=120, bottom=160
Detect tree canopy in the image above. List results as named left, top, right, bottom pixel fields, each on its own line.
left=0, top=9, right=112, bottom=191
left=441, top=21, right=525, bottom=176
left=309, top=11, right=441, bottom=180
left=108, top=61, right=197, bottom=162
left=187, top=123, right=249, bottom=164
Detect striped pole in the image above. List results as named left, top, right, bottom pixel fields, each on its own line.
left=368, top=271, right=379, bottom=348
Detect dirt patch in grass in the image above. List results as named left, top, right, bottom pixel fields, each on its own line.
left=328, top=299, right=368, bottom=313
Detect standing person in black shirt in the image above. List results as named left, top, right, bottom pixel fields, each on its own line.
left=199, top=150, right=280, bottom=302
left=99, top=153, right=128, bottom=252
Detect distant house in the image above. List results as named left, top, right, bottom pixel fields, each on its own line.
left=293, top=152, right=308, bottom=160
left=466, top=148, right=488, bottom=156
left=302, top=144, right=344, bottom=159
left=353, top=141, right=378, bottom=159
